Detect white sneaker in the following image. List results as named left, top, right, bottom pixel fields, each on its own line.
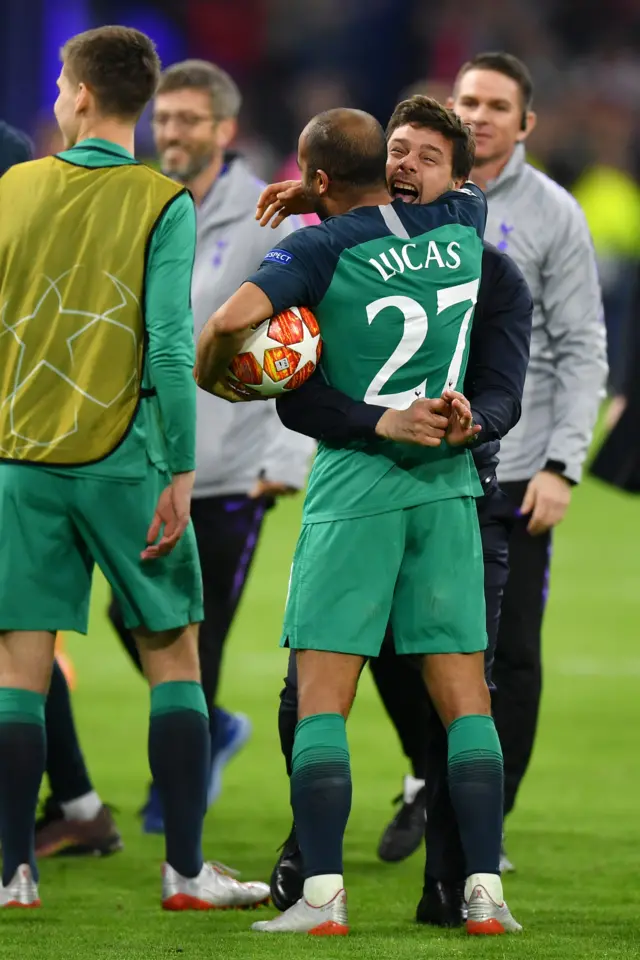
left=0, top=865, right=40, bottom=908
left=162, top=861, right=269, bottom=911
left=465, top=873, right=522, bottom=935
left=252, top=889, right=348, bottom=935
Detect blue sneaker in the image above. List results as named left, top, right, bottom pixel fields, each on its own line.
left=141, top=782, right=165, bottom=835
left=140, top=709, right=252, bottom=834
left=208, top=709, right=252, bottom=806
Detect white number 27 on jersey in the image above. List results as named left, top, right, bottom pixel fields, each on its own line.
left=363, top=279, right=479, bottom=411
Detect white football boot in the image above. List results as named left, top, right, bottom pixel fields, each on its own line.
left=465, top=873, right=522, bottom=935
left=0, top=865, right=40, bottom=908
left=162, top=861, right=269, bottom=911
left=252, top=888, right=348, bottom=935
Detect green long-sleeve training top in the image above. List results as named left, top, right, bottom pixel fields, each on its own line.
left=47, top=138, right=197, bottom=480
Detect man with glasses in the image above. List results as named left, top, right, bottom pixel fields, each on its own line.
left=112, top=61, right=313, bottom=830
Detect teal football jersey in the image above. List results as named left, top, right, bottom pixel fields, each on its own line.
left=248, top=189, right=486, bottom=521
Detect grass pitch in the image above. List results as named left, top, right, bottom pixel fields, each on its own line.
left=1, top=473, right=639, bottom=959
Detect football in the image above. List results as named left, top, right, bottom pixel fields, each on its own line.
left=228, top=306, right=322, bottom=398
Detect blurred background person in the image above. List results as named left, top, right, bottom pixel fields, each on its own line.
left=109, top=59, right=314, bottom=833
left=448, top=52, right=607, bottom=869
left=591, top=301, right=640, bottom=494
left=571, top=96, right=640, bottom=392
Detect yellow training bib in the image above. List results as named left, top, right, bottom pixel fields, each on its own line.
left=0, top=156, right=184, bottom=465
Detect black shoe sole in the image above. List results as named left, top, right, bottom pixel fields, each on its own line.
left=416, top=906, right=465, bottom=928
left=39, top=836, right=124, bottom=858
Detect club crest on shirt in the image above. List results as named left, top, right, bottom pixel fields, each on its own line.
left=212, top=239, right=229, bottom=268
left=497, top=223, right=514, bottom=252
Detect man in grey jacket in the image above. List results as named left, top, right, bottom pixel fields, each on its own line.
left=107, top=60, right=314, bottom=832
left=449, top=53, right=608, bottom=863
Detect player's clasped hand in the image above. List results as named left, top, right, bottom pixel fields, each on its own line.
left=375, top=391, right=480, bottom=448
left=375, top=397, right=451, bottom=446
left=141, top=472, right=195, bottom=561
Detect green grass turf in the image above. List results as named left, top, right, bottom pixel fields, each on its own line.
left=2, top=475, right=640, bottom=959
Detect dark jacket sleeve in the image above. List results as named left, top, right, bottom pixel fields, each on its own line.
left=276, top=369, right=384, bottom=444
left=466, top=245, right=533, bottom=443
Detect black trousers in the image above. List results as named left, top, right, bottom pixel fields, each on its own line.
left=278, top=481, right=514, bottom=880
left=110, top=493, right=269, bottom=726
left=492, top=480, right=552, bottom=816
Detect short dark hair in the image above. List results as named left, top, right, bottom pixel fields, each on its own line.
left=455, top=52, right=534, bottom=114
left=157, top=60, right=242, bottom=119
left=386, top=96, right=475, bottom=181
left=304, top=109, right=388, bottom=190
left=63, top=26, right=160, bottom=121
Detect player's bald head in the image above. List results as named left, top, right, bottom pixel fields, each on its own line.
left=300, top=108, right=387, bottom=190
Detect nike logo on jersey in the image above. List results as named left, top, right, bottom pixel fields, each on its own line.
left=368, top=241, right=461, bottom=282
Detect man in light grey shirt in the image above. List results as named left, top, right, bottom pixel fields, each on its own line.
left=449, top=53, right=607, bottom=863
left=109, top=60, right=314, bottom=832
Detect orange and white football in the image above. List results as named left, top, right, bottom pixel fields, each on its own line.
left=228, top=306, right=322, bottom=398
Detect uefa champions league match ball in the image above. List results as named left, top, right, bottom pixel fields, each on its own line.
left=228, top=306, right=322, bottom=398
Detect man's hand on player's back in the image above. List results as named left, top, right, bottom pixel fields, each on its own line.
left=142, top=471, right=195, bottom=561
left=375, top=397, right=449, bottom=446
left=441, top=389, right=481, bottom=447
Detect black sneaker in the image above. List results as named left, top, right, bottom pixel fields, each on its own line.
left=269, top=823, right=303, bottom=912
left=377, top=775, right=426, bottom=863
left=416, top=877, right=466, bottom=927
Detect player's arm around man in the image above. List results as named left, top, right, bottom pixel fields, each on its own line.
left=272, top=240, right=532, bottom=920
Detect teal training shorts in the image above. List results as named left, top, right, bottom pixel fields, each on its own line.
left=282, top=496, right=487, bottom=658
left=0, top=463, right=203, bottom=634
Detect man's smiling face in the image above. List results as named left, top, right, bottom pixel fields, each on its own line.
left=386, top=123, right=461, bottom=204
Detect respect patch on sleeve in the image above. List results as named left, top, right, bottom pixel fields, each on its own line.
left=263, top=248, right=294, bottom=265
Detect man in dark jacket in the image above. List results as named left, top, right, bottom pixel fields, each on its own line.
left=256, top=97, right=533, bottom=926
